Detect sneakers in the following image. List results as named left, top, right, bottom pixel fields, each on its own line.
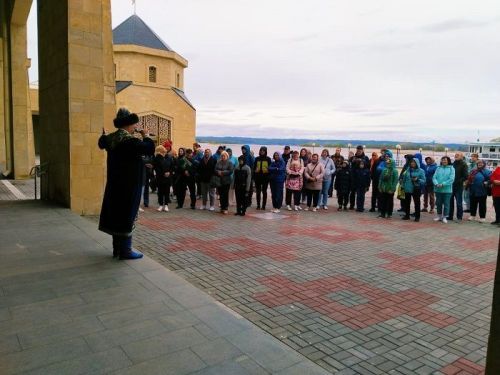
left=294, top=206, right=299, bottom=211
left=323, top=206, right=328, bottom=210
left=209, top=206, right=215, bottom=211
left=164, top=205, right=169, bottom=212
left=157, top=206, right=163, bottom=212
left=468, top=216, right=476, bottom=221
left=286, top=205, right=292, bottom=211
left=275, top=209, right=280, bottom=213
left=312, top=207, right=318, bottom=212
left=304, top=207, right=309, bottom=211
left=199, top=205, right=205, bottom=210
left=297, top=206, right=303, bottom=211
left=433, top=217, right=442, bottom=222
left=138, top=207, right=144, bottom=212
left=442, top=217, right=448, bottom=224
left=479, top=218, right=486, bottom=223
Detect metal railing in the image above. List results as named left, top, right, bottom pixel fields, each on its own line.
left=29, top=162, right=48, bottom=200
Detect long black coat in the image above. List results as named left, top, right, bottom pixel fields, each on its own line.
left=334, top=167, right=352, bottom=195
left=98, top=129, right=154, bottom=236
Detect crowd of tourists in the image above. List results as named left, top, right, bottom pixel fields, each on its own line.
left=98, top=109, right=499, bottom=260
left=143, top=141, right=500, bottom=225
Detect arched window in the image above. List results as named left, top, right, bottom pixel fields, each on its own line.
left=148, top=66, right=157, bottom=83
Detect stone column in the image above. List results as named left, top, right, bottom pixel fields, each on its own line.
left=38, top=0, right=115, bottom=214
left=10, top=0, right=36, bottom=178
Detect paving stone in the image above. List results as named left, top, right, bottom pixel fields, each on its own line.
left=22, top=347, right=131, bottom=375
left=191, top=337, right=243, bottom=366
left=121, top=326, right=208, bottom=363
left=117, top=348, right=206, bottom=375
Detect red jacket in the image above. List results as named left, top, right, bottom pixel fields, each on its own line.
left=492, top=167, right=500, bottom=198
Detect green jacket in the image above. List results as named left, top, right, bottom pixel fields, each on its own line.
left=378, top=163, right=399, bottom=193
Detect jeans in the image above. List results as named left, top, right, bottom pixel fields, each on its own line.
left=494, top=197, right=500, bottom=222
left=270, top=181, right=284, bottom=209
left=218, top=184, right=230, bottom=210
left=320, top=179, right=332, bottom=206
left=328, top=173, right=335, bottom=196
left=306, top=189, right=320, bottom=208
left=403, top=191, right=421, bottom=219
left=448, top=186, right=464, bottom=220
left=200, top=182, right=215, bottom=207
left=379, top=192, right=395, bottom=217
left=371, top=182, right=379, bottom=210
left=470, top=195, right=487, bottom=218
left=435, top=192, right=452, bottom=217
left=463, top=188, right=470, bottom=210
left=356, top=187, right=367, bottom=211
left=286, top=189, right=301, bottom=206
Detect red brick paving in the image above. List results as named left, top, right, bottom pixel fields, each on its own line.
left=440, top=358, right=485, bottom=374
left=137, top=216, right=217, bottom=232
left=254, top=274, right=457, bottom=329
left=168, top=236, right=298, bottom=262
left=453, top=237, right=498, bottom=252
left=378, top=252, right=496, bottom=286
left=279, top=224, right=388, bottom=245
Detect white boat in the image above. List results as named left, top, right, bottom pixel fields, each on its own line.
left=466, top=142, right=500, bottom=170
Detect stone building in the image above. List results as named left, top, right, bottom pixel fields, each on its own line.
left=112, top=14, right=195, bottom=148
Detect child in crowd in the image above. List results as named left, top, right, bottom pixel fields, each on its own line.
left=334, top=161, right=351, bottom=211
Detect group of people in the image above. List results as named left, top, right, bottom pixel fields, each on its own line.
left=98, top=109, right=500, bottom=260
left=145, top=141, right=500, bottom=225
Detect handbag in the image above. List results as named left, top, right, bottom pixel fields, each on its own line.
left=397, top=184, right=405, bottom=200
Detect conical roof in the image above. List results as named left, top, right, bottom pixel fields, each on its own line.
left=113, top=14, right=172, bottom=52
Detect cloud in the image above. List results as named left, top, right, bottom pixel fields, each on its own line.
left=421, top=18, right=492, bottom=33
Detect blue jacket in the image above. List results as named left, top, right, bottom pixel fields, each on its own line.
left=425, top=160, right=438, bottom=186
left=353, top=168, right=371, bottom=189
left=468, top=168, right=492, bottom=197
left=241, top=145, right=255, bottom=169
left=269, top=156, right=286, bottom=184
left=401, top=158, right=425, bottom=194
left=414, top=153, right=427, bottom=173
left=432, top=165, right=455, bottom=194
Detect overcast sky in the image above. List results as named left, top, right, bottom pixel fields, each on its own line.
left=27, top=0, right=500, bottom=143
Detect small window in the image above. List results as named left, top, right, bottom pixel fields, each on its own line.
left=490, top=147, right=496, bottom=152
left=176, top=73, right=180, bottom=88
left=148, top=66, right=157, bottom=83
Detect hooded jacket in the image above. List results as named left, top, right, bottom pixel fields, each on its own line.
left=375, top=150, right=393, bottom=178
left=425, top=158, right=438, bottom=186
left=378, top=159, right=399, bottom=193
left=320, top=156, right=336, bottom=180
left=401, top=158, right=426, bottom=194
left=269, top=154, right=286, bottom=184
left=467, top=167, right=492, bottom=197
left=234, top=158, right=252, bottom=192
left=241, top=145, right=255, bottom=169
left=432, top=163, right=455, bottom=194
left=254, top=146, right=272, bottom=179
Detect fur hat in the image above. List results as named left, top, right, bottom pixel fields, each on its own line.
left=113, top=108, right=139, bottom=128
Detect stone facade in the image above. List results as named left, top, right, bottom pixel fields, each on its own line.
left=38, top=0, right=116, bottom=214
left=0, top=0, right=36, bottom=179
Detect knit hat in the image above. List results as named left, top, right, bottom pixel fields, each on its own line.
left=113, top=108, right=139, bottom=128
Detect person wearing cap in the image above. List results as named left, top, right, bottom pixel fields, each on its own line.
left=282, top=146, right=292, bottom=165
left=98, top=108, right=155, bottom=260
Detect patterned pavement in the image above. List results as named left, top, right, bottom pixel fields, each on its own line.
left=134, top=198, right=498, bottom=375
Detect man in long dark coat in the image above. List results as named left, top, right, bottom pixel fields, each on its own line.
left=98, top=108, right=155, bottom=259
